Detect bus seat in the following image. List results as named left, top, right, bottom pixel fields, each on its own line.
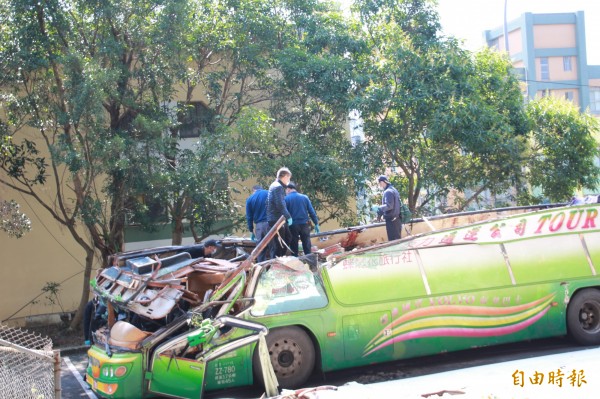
left=109, top=321, right=151, bottom=350
left=159, top=252, right=192, bottom=268
left=187, top=272, right=226, bottom=300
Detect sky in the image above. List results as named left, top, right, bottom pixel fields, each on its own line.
left=436, top=0, right=600, bottom=64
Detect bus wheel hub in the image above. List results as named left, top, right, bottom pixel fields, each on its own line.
left=278, top=350, right=294, bottom=367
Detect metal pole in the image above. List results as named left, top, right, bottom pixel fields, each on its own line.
left=215, top=216, right=286, bottom=291
left=54, top=350, right=62, bottom=399
left=503, top=0, right=510, bottom=53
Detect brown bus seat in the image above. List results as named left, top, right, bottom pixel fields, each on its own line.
left=187, top=272, right=226, bottom=300
left=109, top=321, right=151, bottom=350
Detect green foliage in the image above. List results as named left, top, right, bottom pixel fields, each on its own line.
left=353, top=0, right=533, bottom=214
left=1, top=127, right=47, bottom=186
left=258, top=2, right=368, bottom=224
left=525, top=97, right=600, bottom=202
left=41, top=281, right=64, bottom=312
left=0, top=0, right=188, bottom=256
left=0, top=199, right=32, bottom=238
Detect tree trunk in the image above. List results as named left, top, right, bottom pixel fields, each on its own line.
left=172, top=218, right=184, bottom=245
left=69, top=246, right=95, bottom=331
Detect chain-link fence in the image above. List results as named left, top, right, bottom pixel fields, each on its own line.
left=0, top=324, right=57, bottom=399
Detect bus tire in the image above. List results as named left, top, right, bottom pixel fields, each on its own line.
left=253, top=326, right=315, bottom=389
left=567, top=289, right=600, bottom=345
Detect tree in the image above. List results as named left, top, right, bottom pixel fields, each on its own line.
left=153, top=0, right=288, bottom=243
left=160, top=0, right=368, bottom=228
left=0, top=0, right=187, bottom=328
left=1, top=129, right=32, bottom=238
left=352, top=0, right=529, bottom=215
left=0, top=199, right=31, bottom=238
left=241, top=0, right=369, bottom=225
left=0, top=0, right=369, bottom=328
left=524, top=96, right=599, bottom=202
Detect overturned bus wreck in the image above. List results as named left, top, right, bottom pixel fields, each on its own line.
left=86, top=202, right=600, bottom=398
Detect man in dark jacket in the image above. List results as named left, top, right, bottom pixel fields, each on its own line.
left=376, top=175, right=402, bottom=241
left=246, top=184, right=269, bottom=262
left=187, top=239, right=220, bottom=258
left=285, top=182, right=320, bottom=256
left=266, top=167, right=293, bottom=258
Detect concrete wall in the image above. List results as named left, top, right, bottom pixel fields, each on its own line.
left=0, top=191, right=90, bottom=325
left=533, top=24, right=576, bottom=48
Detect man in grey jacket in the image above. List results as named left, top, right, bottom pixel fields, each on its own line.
left=266, top=167, right=293, bottom=258
left=376, top=175, right=402, bottom=241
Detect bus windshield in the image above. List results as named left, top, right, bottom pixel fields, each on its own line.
left=251, top=258, right=328, bottom=316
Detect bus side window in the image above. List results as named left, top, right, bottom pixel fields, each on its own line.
left=419, top=244, right=510, bottom=294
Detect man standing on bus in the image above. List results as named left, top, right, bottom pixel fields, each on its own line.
left=266, top=167, right=293, bottom=258
left=246, top=184, right=269, bottom=262
left=376, top=175, right=402, bottom=241
left=285, top=182, right=320, bottom=256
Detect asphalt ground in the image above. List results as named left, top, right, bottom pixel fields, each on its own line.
left=59, top=346, right=98, bottom=399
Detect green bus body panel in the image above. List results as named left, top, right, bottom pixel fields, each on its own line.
left=326, top=252, right=427, bottom=304
left=204, top=347, right=254, bottom=391
left=149, top=354, right=204, bottom=398
left=147, top=350, right=254, bottom=397
left=86, top=346, right=145, bottom=398
left=586, top=231, right=600, bottom=268
left=147, top=328, right=254, bottom=397
left=343, top=312, right=393, bottom=361
left=419, top=244, right=512, bottom=294
left=506, top=235, right=594, bottom=283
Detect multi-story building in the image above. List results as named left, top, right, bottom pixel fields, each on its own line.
left=485, top=11, right=600, bottom=117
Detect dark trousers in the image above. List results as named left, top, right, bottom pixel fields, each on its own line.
left=83, top=300, right=106, bottom=343
left=254, top=221, right=269, bottom=262
left=267, top=220, right=292, bottom=258
left=289, top=223, right=312, bottom=256
left=385, top=216, right=402, bottom=241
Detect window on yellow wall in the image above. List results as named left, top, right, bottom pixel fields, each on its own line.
left=590, top=88, right=600, bottom=113
left=176, top=102, right=214, bottom=138
left=565, top=91, right=574, bottom=101
left=540, top=58, right=549, bottom=80
left=563, top=56, right=572, bottom=72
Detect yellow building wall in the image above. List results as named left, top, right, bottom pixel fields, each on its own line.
left=494, top=28, right=522, bottom=56
left=0, top=187, right=92, bottom=325
left=549, top=56, right=578, bottom=81
left=535, top=56, right=578, bottom=82
left=533, top=24, right=576, bottom=48
left=508, top=29, right=523, bottom=55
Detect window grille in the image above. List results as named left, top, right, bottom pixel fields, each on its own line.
left=540, top=57, right=549, bottom=80
left=563, top=56, right=572, bottom=72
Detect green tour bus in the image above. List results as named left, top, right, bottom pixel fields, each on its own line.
left=86, top=202, right=600, bottom=398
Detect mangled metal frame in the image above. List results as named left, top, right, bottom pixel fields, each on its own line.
left=87, top=218, right=289, bottom=398
left=91, top=217, right=287, bottom=338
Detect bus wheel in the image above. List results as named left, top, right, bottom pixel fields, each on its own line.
left=253, top=326, right=315, bottom=389
left=567, top=289, right=600, bottom=345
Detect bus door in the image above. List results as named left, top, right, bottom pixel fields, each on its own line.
left=147, top=322, right=212, bottom=399
left=148, top=316, right=271, bottom=399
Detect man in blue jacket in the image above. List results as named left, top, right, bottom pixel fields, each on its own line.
left=376, top=175, right=402, bottom=241
left=246, top=185, right=269, bottom=262
left=285, top=182, right=320, bottom=256
left=266, top=167, right=293, bottom=258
